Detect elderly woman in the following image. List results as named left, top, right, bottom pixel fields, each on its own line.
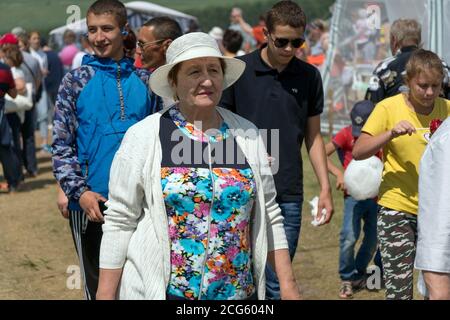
left=353, top=49, right=450, bottom=300
left=96, top=32, right=300, bottom=300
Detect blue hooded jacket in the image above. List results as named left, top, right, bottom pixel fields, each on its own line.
left=52, top=55, right=158, bottom=211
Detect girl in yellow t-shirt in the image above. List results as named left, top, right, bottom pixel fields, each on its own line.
left=353, top=49, right=450, bottom=300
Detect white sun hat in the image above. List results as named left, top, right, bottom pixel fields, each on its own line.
left=208, top=26, right=224, bottom=41
left=149, top=32, right=246, bottom=98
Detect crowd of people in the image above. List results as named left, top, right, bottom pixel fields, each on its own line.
left=1, top=0, right=450, bottom=300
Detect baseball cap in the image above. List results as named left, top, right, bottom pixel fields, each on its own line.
left=0, top=33, right=19, bottom=46
left=350, top=100, right=375, bottom=137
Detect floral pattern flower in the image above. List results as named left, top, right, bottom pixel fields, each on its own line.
left=162, top=105, right=257, bottom=300
left=163, top=166, right=256, bottom=300
left=169, top=104, right=230, bottom=143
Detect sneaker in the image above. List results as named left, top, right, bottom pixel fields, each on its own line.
left=339, top=281, right=354, bottom=299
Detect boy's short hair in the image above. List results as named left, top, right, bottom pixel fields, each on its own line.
left=87, top=0, right=127, bottom=28
left=266, top=1, right=307, bottom=33
left=222, top=29, right=243, bottom=54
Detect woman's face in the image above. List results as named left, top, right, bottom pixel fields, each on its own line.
left=172, top=57, right=224, bottom=110
left=29, top=33, right=41, bottom=51
left=407, top=70, right=442, bottom=109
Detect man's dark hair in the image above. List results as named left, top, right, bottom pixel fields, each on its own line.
left=87, top=0, right=127, bottom=28
left=143, top=16, right=182, bottom=41
left=266, top=0, right=307, bottom=32
left=222, top=29, right=243, bottom=54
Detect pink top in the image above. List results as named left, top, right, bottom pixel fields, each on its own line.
left=59, top=44, right=79, bottom=66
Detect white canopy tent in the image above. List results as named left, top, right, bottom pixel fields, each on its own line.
left=320, top=0, right=448, bottom=135
left=48, top=1, right=198, bottom=50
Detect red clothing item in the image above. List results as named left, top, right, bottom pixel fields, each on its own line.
left=253, top=26, right=266, bottom=48
left=0, top=62, right=15, bottom=98
left=332, top=126, right=382, bottom=170
left=134, top=54, right=143, bottom=68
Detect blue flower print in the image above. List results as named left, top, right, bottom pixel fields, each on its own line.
left=211, top=201, right=233, bottom=221
left=205, top=280, right=236, bottom=300
left=232, top=252, right=249, bottom=269
left=221, top=186, right=250, bottom=208
left=167, top=286, right=185, bottom=298
left=240, top=168, right=254, bottom=180
left=166, top=193, right=195, bottom=214
left=188, top=275, right=202, bottom=296
left=197, top=178, right=213, bottom=199
left=161, top=178, right=168, bottom=191
left=180, top=239, right=205, bottom=255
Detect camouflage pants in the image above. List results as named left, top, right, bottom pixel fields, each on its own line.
left=377, top=207, right=417, bottom=300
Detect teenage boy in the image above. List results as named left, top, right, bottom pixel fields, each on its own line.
left=52, top=0, right=158, bottom=300
left=220, top=0, right=333, bottom=299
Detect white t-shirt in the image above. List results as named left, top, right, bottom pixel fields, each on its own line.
left=11, top=66, right=25, bottom=80
left=71, top=51, right=87, bottom=70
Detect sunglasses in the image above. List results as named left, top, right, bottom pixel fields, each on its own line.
left=268, top=33, right=305, bottom=49
left=136, top=39, right=165, bottom=50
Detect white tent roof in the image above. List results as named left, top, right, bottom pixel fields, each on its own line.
left=49, top=1, right=198, bottom=49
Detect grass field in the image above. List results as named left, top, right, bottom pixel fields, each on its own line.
left=1, top=137, right=424, bottom=300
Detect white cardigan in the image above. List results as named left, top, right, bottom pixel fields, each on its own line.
left=100, top=107, right=288, bottom=300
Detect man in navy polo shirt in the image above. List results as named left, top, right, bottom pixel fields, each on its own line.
left=220, top=0, right=334, bottom=300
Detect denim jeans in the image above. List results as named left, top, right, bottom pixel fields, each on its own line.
left=265, top=201, right=302, bottom=300
left=339, top=196, right=378, bottom=281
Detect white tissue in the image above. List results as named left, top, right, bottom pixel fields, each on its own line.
left=309, top=196, right=327, bottom=227
left=344, top=156, right=383, bottom=200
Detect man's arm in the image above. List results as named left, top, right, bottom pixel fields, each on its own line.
left=53, top=71, right=107, bottom=221
left=305, top=115, right=334, bottom=224
left=52, top=72, right=88, bottom=202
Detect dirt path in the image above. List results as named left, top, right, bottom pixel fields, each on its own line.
left=1, top=152, right=419, bottom=300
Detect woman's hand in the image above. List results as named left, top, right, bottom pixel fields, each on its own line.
left=390, top=120, right=416, bottom=138
left=280, top=279, right=302, bottom=300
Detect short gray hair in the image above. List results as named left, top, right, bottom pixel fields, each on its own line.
left=390, top=19, right=421, bottom=46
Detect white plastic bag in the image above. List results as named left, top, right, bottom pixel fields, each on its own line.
left=344, top=156, right=383, bottom=200
left=309, top=196, right=327, bottom=227
left=4, top=83, right=33, bottom=114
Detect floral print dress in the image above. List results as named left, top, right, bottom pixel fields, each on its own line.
left=160, top=105, right=256, bottom=300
